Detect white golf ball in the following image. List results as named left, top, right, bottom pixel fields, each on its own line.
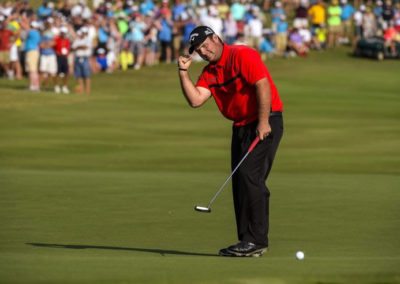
left=295, top=251, right=305, bottom=260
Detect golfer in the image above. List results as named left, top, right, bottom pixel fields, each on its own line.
left=178, top=26, right=284, bottom=257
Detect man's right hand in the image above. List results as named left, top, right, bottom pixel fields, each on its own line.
left=178, top=55, right=192, bottom=70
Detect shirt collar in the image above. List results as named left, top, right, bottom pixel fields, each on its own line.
left=213, top=43, right=230, bottom=68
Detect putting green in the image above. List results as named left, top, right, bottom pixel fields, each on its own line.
left=0, top=48, right=399, bottom=283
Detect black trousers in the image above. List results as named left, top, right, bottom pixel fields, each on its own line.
left=231, top=115, right=283, bottom=247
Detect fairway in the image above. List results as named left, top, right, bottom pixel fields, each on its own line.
left=1, top=49, right=399, bottom=284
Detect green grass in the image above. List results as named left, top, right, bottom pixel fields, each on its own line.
left=0, top=48, right=399, bottom=284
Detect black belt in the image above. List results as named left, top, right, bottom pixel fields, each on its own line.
left=270, top=111, right=282, bottom=117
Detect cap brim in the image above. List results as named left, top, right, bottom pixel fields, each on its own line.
left=188, top=39, right=205, bottom=54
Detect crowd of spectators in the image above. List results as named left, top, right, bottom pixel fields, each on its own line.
left=0, top=0, right=399, bottom=94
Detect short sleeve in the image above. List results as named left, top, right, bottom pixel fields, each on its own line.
left=195, top=68, right=210, bottom=90
left=236, top=47, right=269, bottom=85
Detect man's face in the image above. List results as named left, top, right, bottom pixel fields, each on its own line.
left=194, top=35, right=223, bottom=63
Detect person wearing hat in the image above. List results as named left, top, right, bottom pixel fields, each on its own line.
left=72, top=27, right=92, bottom=95
left=54, top=26, right=71, bottom=94
left=39, top=18, right=58, bottom=91
left=178, top=26, right=284, bottom=257
left=339, top=0, right=355, bottom=44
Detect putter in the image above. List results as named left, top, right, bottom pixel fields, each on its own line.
left=195, top=136, right=260, bottom=213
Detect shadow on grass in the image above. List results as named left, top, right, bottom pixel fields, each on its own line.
left=26, top=242, right=217, bottom=257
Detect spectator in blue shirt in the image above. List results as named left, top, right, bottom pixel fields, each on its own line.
left=37, top=0, right=53, bottom=20
left=340, top=0, right=355, bottom=43
left=126, top=14, right=146, bottom=70
left=157, top=11, right=173, bottom=63
left=172, top=0, right=186, bottom=20
left=271, top=1, right=285, bottom=33
left=275, top=16, right=288, bottom=56
left=140, top=0, right=155, bottom=16
left=230, top=0, right=246, bottom=21
left=39, top=19, right=57, bottom=91
left=259, top=33, right=275, bottom=60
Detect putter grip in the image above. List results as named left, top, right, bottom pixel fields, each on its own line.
left=248, top=137, right=260, bottom=153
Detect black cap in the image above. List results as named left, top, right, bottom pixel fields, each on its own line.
left=188, top=26, right=215, bottom=54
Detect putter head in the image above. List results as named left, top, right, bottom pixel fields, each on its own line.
left=194, top=206, right=211, bottom=213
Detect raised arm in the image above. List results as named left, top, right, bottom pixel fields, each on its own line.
left=177, top=55, right=211, bottom=108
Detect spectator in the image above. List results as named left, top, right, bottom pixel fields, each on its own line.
left=157, top=10, right=173, bottom=63
left=119, top=41, right=133, bottom=71
left=116, top=12, right=129, bottom=36
left=340, top=0, right=354, bottom=44
left=172, top=0, right=186, bottom=59
left=271, top=1, right=285, bottom=33
left=140, top=0, right=155, bottom=16
left=123, top=0, right=136, bottom=16
left=24, top=21, right=41, bottom=91
left=2, top=0, right=396, bottom=87
left=126, top=13, right=146, bottom=70
left=58, top=0, right=72, bottom=19
left=327, top=0, right=342, bottom=48
left=72, top=27, right=92, bottom=95
left=382, top=0, right=395, bottom=30
left=195, top=0, right=208, bottom=20
left=353, top=4, right=365, bottom=47
left=144, top=12, right=159, bottom=66
left=363, top=6, right=377, bottom=39
left=374, top=0, right=384, bottom=22
left=309, top=0, right=326, bottom=48
left=394, top=2, right=400, bottom=32
left=247, top=8, right=263, bottom=50
left=313, top=24, right=328, bottom=49
left=293, top=0, right=309, bottom=29
left=0, top=16, right=14, bottom=79
left=299, top=22, right=313, bottom=47
left=181, top=11, right=197, bottom=54
left=201, top=6, right=223, bottom=37
left=275, top=15, right=288, bottom=56
left=105, top=18, right=121, bottom=73
left=37, top=0, right=54, bottom=20
left=54, top=26, right=71, bottom=94
left=71, top=0, right=92, bottom=21
left=383, top=21, right=398, bottom=56
left=95, top=47, right=108, bottom=71
left=230, top=0, right=246, bottom=21
left=288, top=27, right=309, bottom=56
left=97, top=17, right=111, bottom=50
left=216, top=0, right=230, bottom=20
left=259, top=31, right=275, bottom=60
left=0, top=1, right=13, bottom=17
left=224, top=12, right=238, bottom=45
left=159, top=0, right=172, bottom=17
left=8, top=12, right=23, bottom=80
left=39, top=18, right=58, bottom=91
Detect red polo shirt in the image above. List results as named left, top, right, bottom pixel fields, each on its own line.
left=54, top=36, right=71, bottom=56
left=0, top=29, right=13, bottom=51
left=196, top=44, right=283, bottom=126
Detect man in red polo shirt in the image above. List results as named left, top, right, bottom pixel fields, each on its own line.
left=178, top=26, right=284, bottom=257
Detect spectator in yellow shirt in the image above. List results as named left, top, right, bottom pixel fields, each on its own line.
left=309, top=0, right=326, bottom=49
left=309, top=0, right=326, bottom=29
